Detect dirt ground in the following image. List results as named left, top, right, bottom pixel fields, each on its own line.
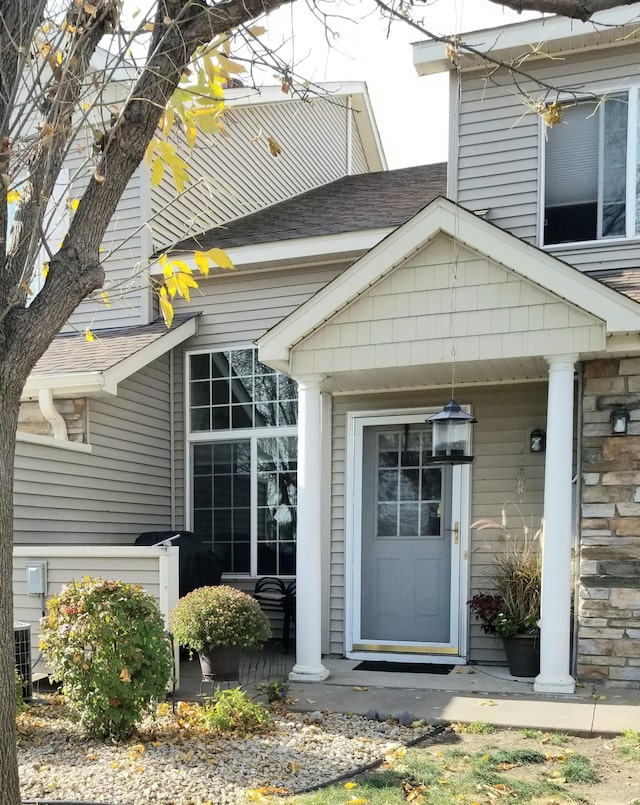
left=426, top=726, right=640, bottom=805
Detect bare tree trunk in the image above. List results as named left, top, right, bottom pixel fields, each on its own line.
left=0, top=381, right=22, bottom=805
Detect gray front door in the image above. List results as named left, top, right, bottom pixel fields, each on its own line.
left=358, top=422, right=455, bottom=651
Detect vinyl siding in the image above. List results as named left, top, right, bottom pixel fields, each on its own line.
left=457, top=41, right=640, bottom=271
left=14, top=355, right=172, bottom=544
left=170, top=264, right=348, bottom=541
left=329, top=384, right=548, bottom=662
left=13, top=546, right=178, bottom=672
left=292, top=234, right=605, bottom=377
left=67, top=128, right=148, bottom=329
left=151, top=97, right=365, bottom=253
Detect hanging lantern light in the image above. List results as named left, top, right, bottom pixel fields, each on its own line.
left=427, top=399, right=476, bottom=463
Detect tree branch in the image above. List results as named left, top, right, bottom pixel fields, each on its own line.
left=486, top=0, right=640, bottom=20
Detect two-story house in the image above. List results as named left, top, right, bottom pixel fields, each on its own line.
left=15, top=6, right=640, bottom=694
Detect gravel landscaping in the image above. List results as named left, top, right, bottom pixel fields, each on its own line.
left=17, top=695, right=430, bottom=804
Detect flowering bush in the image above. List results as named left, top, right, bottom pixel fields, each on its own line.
left=39, top=578, right=173, bottom=740
left=170, top=585, right=271, bottom=654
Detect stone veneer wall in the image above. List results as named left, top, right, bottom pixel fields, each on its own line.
left=18, top=398, right=87, bottom=443
left=579, top=358, right=640, bottom=688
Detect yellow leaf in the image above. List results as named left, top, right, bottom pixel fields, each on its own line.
left=7, top=188, right=20, bottom=203
left=193, top=250, right=210, bottom=276
left=249, top=25, right=267, bottom=36
left=83, top=3, right=97, bottom=15
left=174, top=271, right=198, bottom=302
left=101, top=291, right=110, bottom=308
left=185, top=123, right=197, bottom=150
left=205, top=247, right=233, bottom=270
left=217, top=54, right=245, bottom=75
left=346, top=799, right=369, bottom=805
left=151, top=157, right=164, bottom=187
left=56, top=52, right=63, bottom=65
left=344, top=782, right=357, bottom=789
left=69, top=198, right=79, bottom=211
left=159, top=286, right=174, bottom=328
left=267, top=136, right=282, bottom=157
left=120, top=667, right=131, bottom=683
left=161, top=108, right=175, bottom=138
left=84, top=328, right=94, bottom=342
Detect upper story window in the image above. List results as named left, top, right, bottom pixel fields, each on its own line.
left=544, top=92, right=635, bottom=245
left=190, top=348, right=297, bottom=431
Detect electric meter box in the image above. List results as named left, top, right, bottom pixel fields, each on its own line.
left=25, top=561, right=47, bottom=596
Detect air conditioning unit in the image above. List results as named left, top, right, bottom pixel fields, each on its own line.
left=14, top=622, right=32, bottom=701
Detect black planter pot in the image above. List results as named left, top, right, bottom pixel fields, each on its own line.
left=199, top=645, right=243, bottom=681
left=503, top=633, right=540, bottom=677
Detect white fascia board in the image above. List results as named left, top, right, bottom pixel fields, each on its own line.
left=413, top=3, right=640, bottom=75
left=149, top=229, right=392, bottom=275
left=101, top=315, right=197, bottom=394
left=225, top=81, right=369, bottom=106
left=22, top=373, right=104, bottom=399
left=350, top=87, right=387, bottom=172
left=258, top=198, right=640, bottom=368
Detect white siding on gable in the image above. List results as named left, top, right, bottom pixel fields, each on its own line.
left=66, top=132, right=147, bottom=329
left=150, top=98, right=358, bottom=253
left=292, top=234, right=605, bottom=376
left=329, top=384, right=547, bottom=662
left=456, top=41, right=640, bottom=271
left=14, top=355, right=172, bottom=544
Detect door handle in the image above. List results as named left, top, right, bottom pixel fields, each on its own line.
left=453, top=521, right=459, bottom=544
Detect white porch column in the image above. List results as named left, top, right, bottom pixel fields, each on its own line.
left=535, top=355, right=577, bottom=694
left=290, top=376, right=330, bottom=682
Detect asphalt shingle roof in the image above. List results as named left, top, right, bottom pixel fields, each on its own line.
left=172, top=163, right=448, bottom=253
left=31, top=312, right=197, bottom=377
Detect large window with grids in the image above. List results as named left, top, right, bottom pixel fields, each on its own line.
left=188, top=348, right=298, bottom=576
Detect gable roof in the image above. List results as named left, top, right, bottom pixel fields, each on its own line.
left=23, top=313, right=198, bottom=398
left=258, top=196, right=640, bottom=372
left=169, top=163, right=447, bottom=254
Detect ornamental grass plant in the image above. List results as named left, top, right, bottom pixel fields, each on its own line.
left=470, top=504, right=542, bottom=637
left=169, top=584, right=271, bottom=654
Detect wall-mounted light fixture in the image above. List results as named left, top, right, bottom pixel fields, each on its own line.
left=610, top=406, right=630, bottom=436
left=529, top=428, right=546, bottom=453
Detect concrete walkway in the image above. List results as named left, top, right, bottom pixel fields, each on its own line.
left=178, top=656, right=640, bottom=737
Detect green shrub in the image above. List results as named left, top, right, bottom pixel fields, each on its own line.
left=202, top=686, right=270, bottom=735
left=170, top=585, right=271, bottom=654
left=40, top=577, right=173, bottom=740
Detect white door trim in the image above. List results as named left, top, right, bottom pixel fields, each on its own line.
left=345, top=408, right=471, bottom=664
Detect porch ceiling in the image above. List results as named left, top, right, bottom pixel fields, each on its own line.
left=322, top=356, right=548, bottom=394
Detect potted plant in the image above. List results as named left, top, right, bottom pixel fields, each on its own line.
left=170, top=585, right=271, bottom=681
left=468, top=506, right=542, bottom=677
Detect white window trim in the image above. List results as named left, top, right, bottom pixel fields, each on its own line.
left=538, top=84, right=640, bottom=249
left=184, top=345, right=298, bottom=578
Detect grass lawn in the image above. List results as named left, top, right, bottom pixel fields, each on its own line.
left=283, top=724, right=640, bottom=805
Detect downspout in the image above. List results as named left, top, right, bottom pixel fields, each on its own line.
left=346, top=97, right=353, bottom=175
left=170, top=349, right=176, bottom=530
left=38, top=389, right=68, bottom=441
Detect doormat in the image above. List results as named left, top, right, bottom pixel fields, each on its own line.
left=352, top=661, right=454, bottom=674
